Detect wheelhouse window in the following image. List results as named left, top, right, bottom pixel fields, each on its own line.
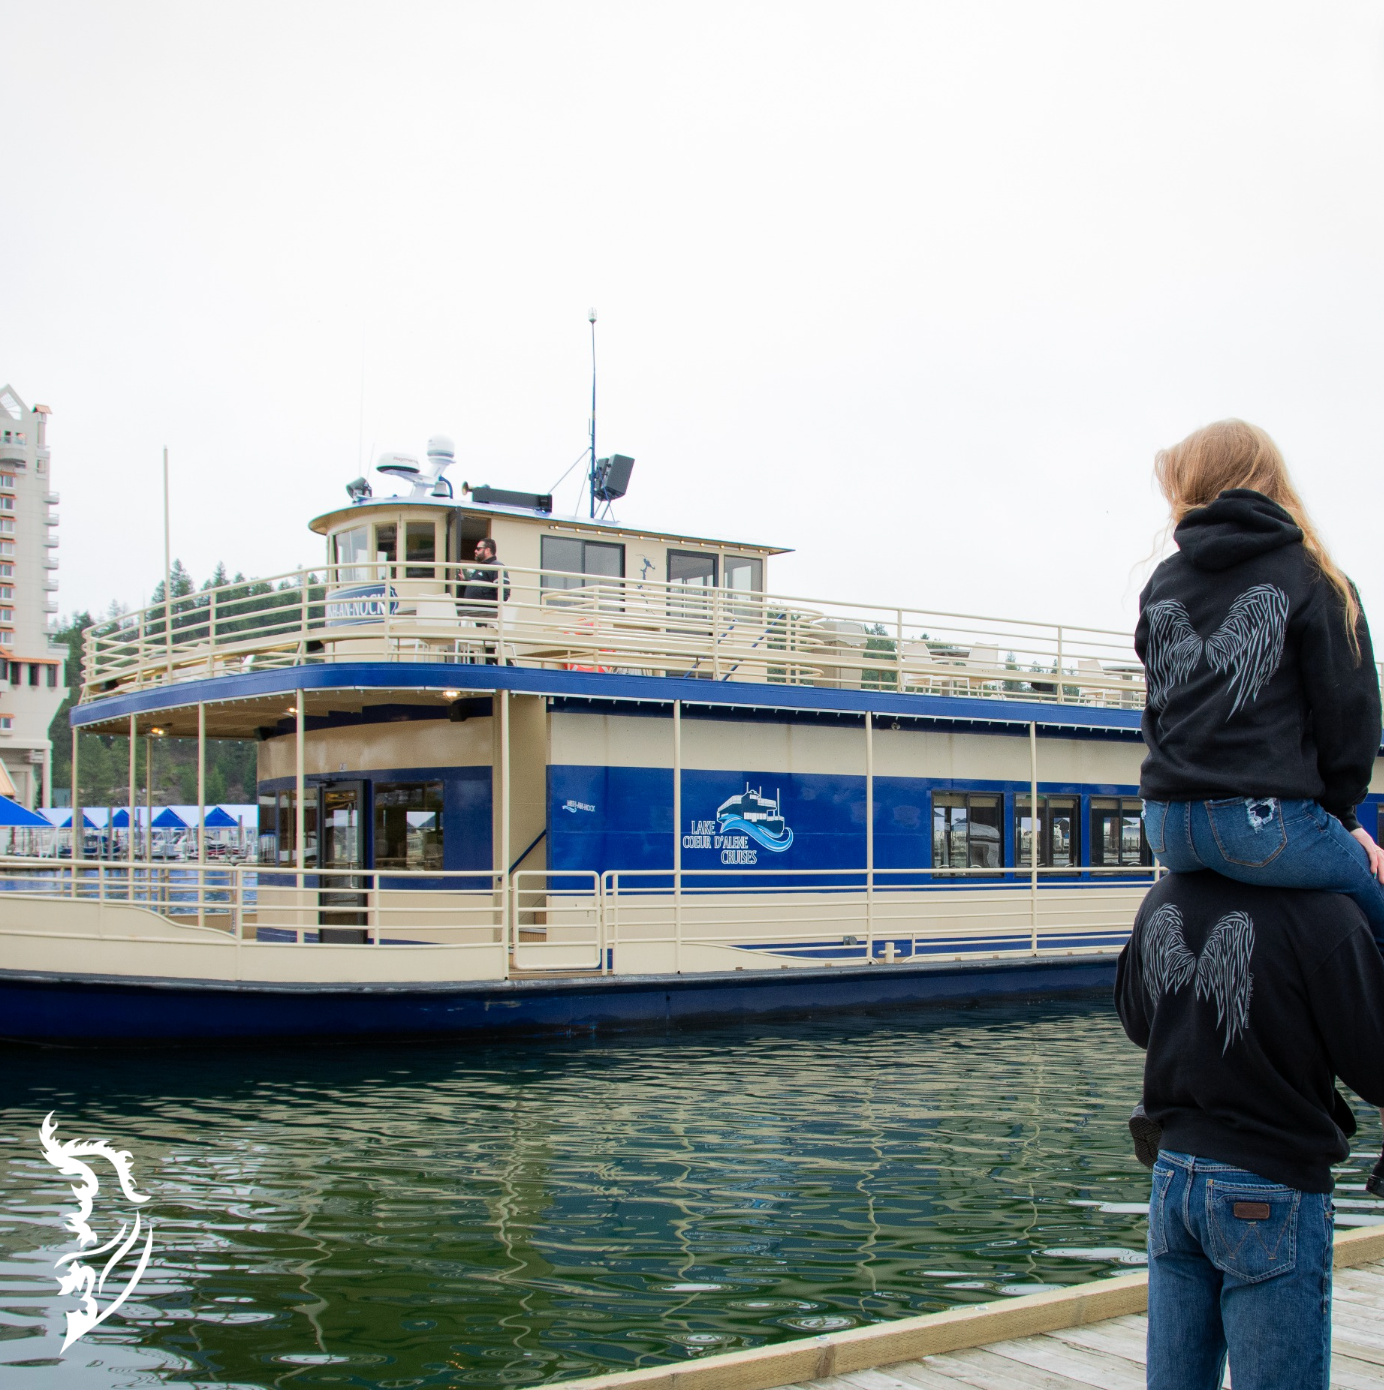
left=374, top=522, right=397, bottom=568
left=1090, top=797, right=1150, bottom=867
left=668, top=550, right=717, bottom=588
left=405, top=521, right=436, bottom=579
left=932, top=792, right=1002, bottom=871
left=375, top=782, right=444, bottom=870
left=333, top=526, right=370, bottom=582
left=540, top=536, right=625, bottom=592
left=724, top=556, right=763, bottom=593
left=1015, top=795, right=1078, bottom=869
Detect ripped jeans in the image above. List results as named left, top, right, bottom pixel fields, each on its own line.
left=1143, top=797, right=1384, bottom=948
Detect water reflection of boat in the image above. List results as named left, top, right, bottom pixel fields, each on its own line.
left=0, top=430, right=1191, bottom=1042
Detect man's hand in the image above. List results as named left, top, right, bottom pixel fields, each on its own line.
left=1351, top=825, right=1384, bottom=884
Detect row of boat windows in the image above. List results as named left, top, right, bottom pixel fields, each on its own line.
left=933, top=793, right=1150, bottom=870
left=258, top=783, right=443, bottom=871
left=256, top=782, right=1148, bottom=872
left=329, top=519, right=765, bottom=591
left=538, top=538, right=763, bottom=592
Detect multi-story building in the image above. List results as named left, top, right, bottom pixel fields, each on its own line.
left=0, top=385, right=66, bottom=806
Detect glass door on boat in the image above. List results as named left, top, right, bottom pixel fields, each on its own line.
left=319, top=782, right=368, bottom=942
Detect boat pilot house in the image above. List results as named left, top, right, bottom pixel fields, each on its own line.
left=9, top=434, right=1383, bottom=1042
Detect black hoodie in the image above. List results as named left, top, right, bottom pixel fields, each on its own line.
left=1116, top=872, right=1384, bottom=1192
left=1135, top=489, right=1380, bottom=830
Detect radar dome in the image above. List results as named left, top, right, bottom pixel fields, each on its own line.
left=427, top=435, right=455, bottom=459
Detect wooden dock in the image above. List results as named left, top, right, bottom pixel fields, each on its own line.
left=543, top=1226, right=1384, bottom=1390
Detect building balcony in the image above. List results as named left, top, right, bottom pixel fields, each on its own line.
left=43, top=557, right=58, bottom=570
left=44, top=493, right=58, bottom=505
left=44, top=513, right=58, bottom=525
left=43, top=536, right=58, bottom=548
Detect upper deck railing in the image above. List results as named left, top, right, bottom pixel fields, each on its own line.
left=80, top=562, right=1149, bottom=709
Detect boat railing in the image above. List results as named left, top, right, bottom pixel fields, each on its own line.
left=0, top=858, right=1157, bottom=979
left=77, top=561, right=1153, bottom=708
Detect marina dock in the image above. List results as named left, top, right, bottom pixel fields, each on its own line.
left=541, top=1225, right=1384, bottom=1390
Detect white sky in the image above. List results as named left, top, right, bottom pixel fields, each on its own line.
left=4, top=2, right=1384, bottom=638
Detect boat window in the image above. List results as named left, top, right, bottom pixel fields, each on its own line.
left=374, top=522, right=397, bottom=571
left=1015, top=795, right=1079, bottom=869
left=724, top=556, right=763, bottom=593
left=584, top=541, right=623, bottom=580
left=273, top=789, right=318, bottom=867
left=668, top=550, right=717, bottom=587
left=375, top=782, right=444, bottom=870
left=1090, top=797, right=1150, bottom=867
left=257, top=793, right=277, bottom=864
left=405, top=522, right=436, bottom=579
left=932, top=792, right=1002, bottom=872
left=333, top=526, right=370, bottom=583
left=540, top=536, right=626, bottom=592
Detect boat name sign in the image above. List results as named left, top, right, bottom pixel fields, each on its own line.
left=682, top=786, right=796, bottom=865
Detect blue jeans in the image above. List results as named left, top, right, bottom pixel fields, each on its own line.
left=1147, top=1151, right=1334, bottom=1390
left=1143, top=797, right=1384, bottom=948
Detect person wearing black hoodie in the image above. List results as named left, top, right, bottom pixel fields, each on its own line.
left=1116, top=870, right=1384, bottom=1390
left=1135, top=420, right=1384, bottom=940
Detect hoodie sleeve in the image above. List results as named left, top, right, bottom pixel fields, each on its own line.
left=1306, top=928, right=1384, bottom=1109
left=1133, top=578, right=1153, bottom=672
left=1298, top=582, right=1381, bottom=831
left=1114, top=917, right=1151, bottom=1050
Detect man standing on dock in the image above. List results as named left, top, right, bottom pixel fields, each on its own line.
left=1115, top=871, right=1384, bottom=1390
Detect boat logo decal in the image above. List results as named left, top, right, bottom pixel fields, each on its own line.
left=717, top=785, right=794, bottom=852
left=562, top=799, right=596, bottom=814
left=679, top=785, right=795, bottom=867
left=39, top=1113, right=155, bottom=1352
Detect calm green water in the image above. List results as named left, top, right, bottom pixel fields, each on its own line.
left=0, top=1002, right=1377, bottom=1389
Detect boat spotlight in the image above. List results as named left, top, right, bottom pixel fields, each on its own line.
left=346, top=476, right=373, bottom=502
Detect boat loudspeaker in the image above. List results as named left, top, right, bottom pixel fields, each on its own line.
left=593, top=454, right=634, bottom=502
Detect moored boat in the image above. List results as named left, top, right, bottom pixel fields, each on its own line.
left=8, top=434, right=1353, bottom=1044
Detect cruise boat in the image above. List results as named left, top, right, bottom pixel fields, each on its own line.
left=5, top=433, right=1343, bottom=1044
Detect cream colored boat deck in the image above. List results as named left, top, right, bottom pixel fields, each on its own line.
left=543, top=1227, right=1384, bottom=1390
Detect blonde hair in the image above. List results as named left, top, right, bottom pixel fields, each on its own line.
left=1154, top=419, right=1361, bottom=659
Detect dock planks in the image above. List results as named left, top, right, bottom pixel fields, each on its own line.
left=542, top=1227, right=1384, bottom=1390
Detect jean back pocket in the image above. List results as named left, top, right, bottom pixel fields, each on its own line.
left=1142, top=801, right=1168, bottom=857
left=1147, top=1162, right=1176, bottom=1259
left=1207, top=796, right=1287, bottom=868
left=1205, top=1178, right=1299, bottom=1283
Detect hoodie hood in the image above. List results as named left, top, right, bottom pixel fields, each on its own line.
left=1173, top=489, right=1304, bottom=572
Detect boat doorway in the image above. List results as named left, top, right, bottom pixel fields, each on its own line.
left=319, top=781, right=368, bottom=943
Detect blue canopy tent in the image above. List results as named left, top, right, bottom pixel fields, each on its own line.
left=204, top=806, right=238, bottom=828
left=111, top=808, right=132, bottom=827
left=0, top=797, right=53, bottom=828
left=152, top=807, right=189, bottom=829
left=62, top=811, right=99, bottom=829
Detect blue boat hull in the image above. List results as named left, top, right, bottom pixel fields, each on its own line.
left=0, top=955, right=1117, bottom=1046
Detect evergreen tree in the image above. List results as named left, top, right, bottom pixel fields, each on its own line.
left=49, top=564, right=263, bottom=806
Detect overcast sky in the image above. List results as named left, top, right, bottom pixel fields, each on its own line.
left=4, top=2, right=1384, bottom=638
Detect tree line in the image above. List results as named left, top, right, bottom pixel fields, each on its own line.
left=47, top=560, right=295, bottom=806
